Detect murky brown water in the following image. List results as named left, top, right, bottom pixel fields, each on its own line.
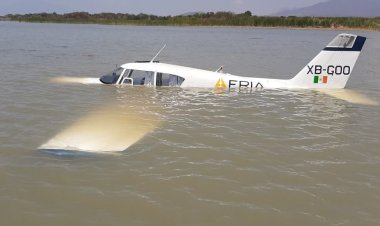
left=1, top=22, right=380, bottom=226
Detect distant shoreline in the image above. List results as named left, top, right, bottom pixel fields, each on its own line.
left=5, top=21, right=380, bottom=32
left=177, top=25, right=380, bottom=32
left=5, top=12, right=380, bottom=31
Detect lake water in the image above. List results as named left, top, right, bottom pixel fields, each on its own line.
left=1, top=21, right=380, bottom=226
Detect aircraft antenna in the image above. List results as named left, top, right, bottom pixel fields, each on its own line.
left=150, top=44, right=166, bottom=62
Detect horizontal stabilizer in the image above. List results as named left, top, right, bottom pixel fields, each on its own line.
left=318, top=89, right=378, bottom=106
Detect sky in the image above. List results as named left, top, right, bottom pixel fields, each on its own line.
left=1, top=0, right=327, bottom=16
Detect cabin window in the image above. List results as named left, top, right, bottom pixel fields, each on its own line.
left=143, top=71, right=155, bottom=86
left=127, top=70, right=154, bottom=86
left=156, top=73, right=184, bottom=87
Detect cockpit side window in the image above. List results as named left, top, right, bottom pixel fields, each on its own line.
left=127, top=70, right=155, bottom=86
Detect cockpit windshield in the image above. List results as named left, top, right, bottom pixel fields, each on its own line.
left=100, top=67, right=125, bottom=84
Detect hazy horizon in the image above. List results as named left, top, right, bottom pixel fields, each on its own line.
left=0, top=0, right=326, bottom=16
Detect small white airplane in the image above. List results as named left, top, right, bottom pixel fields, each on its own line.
left=42, top=33, right=375, bottom=154
left=99, top=33, right=366, bottom=90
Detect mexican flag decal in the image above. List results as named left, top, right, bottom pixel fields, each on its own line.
left=314, top=75, right=328, bottom=84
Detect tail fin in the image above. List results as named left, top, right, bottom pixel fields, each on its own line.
left=290, top=34, right=366, bottom=89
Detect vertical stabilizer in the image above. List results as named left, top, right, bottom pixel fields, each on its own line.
left=290, top=34, right=366, bottom=89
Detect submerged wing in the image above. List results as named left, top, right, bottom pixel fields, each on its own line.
left=39, top=104, right=162, bottom=153
left=50, top=76, right=102, bottom=84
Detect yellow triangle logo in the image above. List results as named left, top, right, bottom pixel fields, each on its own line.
left=215, top=78, right=227, bottom=89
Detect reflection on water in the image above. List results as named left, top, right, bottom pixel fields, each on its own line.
left=1, top=22, right=380, bottom=226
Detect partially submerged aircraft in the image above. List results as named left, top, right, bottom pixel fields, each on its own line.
left=42, top=33, right=375, bottom=154
left=100, top=33, right=366, bottom=90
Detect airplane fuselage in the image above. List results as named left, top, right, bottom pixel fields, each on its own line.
left=100, top=34, right=366, bottom=90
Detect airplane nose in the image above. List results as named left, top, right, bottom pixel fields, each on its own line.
left=100, top=74, right=118, bottom=84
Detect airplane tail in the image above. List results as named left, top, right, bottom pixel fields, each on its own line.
left=290, top=34, right=366, bottom=89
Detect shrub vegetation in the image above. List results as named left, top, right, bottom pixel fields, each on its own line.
left=6, top=11, right=380, bottom=30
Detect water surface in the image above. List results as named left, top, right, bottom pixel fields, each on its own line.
left=1, top=22, right=380, bottom=226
